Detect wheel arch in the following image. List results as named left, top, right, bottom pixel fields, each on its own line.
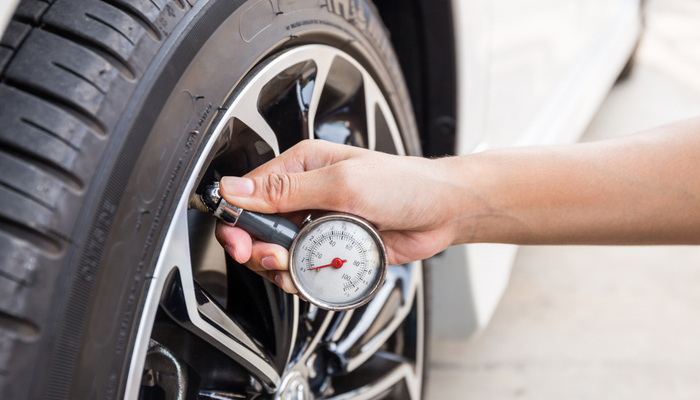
left=374, top=0, right=457, bottom=157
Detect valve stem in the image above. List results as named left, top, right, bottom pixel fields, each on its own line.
left=187, top=182, right=298, bottom=249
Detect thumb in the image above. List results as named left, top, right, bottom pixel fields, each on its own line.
left=218, top=168, right=346, bottom=214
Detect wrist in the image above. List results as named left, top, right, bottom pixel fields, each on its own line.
left=426, top=156, right=488, bottom=245
left=429, top=155, right=497, bottom=245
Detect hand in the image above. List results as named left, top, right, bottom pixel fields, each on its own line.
left=215, top=140, right=466, bottom=293
left=216, top=119, right=700, bottom=294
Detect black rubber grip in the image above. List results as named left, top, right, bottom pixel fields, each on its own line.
left=235, top=210, right=299, bottom=249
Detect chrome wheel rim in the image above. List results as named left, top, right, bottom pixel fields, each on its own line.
left=125, top=45, right=424, bottom=399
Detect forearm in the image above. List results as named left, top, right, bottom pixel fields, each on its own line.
left=446, top=118, right=700, bottom=245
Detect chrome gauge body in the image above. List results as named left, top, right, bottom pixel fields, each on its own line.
left=289, top=214, right=388, bottom=311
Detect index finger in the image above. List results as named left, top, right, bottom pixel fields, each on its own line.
left=246, top=140, right=362, bottom=177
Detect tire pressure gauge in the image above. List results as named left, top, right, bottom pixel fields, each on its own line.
left=193, top=183, right=388, bottom=311
left=289, top=213, right=387, bottom=311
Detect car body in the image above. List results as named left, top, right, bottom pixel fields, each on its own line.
left=442, top=0, right=643, bottom=337
left=0, top=0, right=642, bottom=398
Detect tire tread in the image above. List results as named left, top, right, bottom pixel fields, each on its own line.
left=0, top=0, right=190, bottom=398
left=0, top=85, right=92, bottom=190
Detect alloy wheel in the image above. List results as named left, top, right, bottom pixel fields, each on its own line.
left=127, top=45, right=425, bottom=400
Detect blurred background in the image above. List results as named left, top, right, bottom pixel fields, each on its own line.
left=427, top=0, right=700, bottom=398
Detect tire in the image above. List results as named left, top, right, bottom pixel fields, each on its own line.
left=0, top=1, right=426, bottom=399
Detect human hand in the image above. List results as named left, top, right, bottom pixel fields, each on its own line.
left=215, top=140, right=465, bottom=293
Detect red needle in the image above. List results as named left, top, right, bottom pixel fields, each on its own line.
left=309, top=258, right=347, bottom=270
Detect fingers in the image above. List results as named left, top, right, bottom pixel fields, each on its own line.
left=216, top=222, right=298, bottom=294
left=215, top=224, right=252, bottom=263
left=248, top=248, right=297, bottom=294
left=253, top=270, right=297, bottom=294
left=218, top=140, right=365, bottom=215
left=216, top=222, right=287, bottom=272
left=248, top=139, right=359, bottom=175
left=247, top=239, right=288, bottom=273
left=219, top=169, right=342, bottom=215
left=268, top=271, right=298, bottom=294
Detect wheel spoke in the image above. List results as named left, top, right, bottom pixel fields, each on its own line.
left=326, top=353, right=421, bottom=400
left=229, top=105, right=281, bottom=156
left=327, top=309, right=355, bottom=342
left=198, top=389, right=255, bottom=399
left=261, top=276, right=300, bottom=372
left=362, top=72, right=406, bottom=155
left=292, top=306, right=335, bottom=369
left=328, top=262, right=421, bottom=374
left=158, top=203, right=281, bottom=392
left=363, top=73, right=381, bottom=151
left=306, top=51, right=335, bottom=140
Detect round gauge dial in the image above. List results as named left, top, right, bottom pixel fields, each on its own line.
left=289, top=214, right=387, bottom=311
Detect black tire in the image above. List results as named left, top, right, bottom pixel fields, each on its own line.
left=0, top=0, right=426, bottom=399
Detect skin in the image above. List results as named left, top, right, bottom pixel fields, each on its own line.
left=216, top=117, right=700, bottom=293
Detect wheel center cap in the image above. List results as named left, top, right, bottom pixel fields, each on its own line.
left=276, top=370, right=311, bottom=400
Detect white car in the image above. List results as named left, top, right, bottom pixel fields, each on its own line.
left=0, top=0, right=641, bottom=399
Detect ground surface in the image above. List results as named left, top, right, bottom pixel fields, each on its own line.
left=427, top=0, right=700, bottom=398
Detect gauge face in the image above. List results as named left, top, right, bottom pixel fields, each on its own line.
left=289, top=214, right=387, bottom=311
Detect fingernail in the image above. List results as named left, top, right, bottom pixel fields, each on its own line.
left=274, top=274, right=283, bottom=287
left=224, top=245, right=240, bottom=262
left=261, top=256, right=277, bottom=270
left=220, top=176, right=254, bottom=196
left=224, top=244, right=246, bottom=263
